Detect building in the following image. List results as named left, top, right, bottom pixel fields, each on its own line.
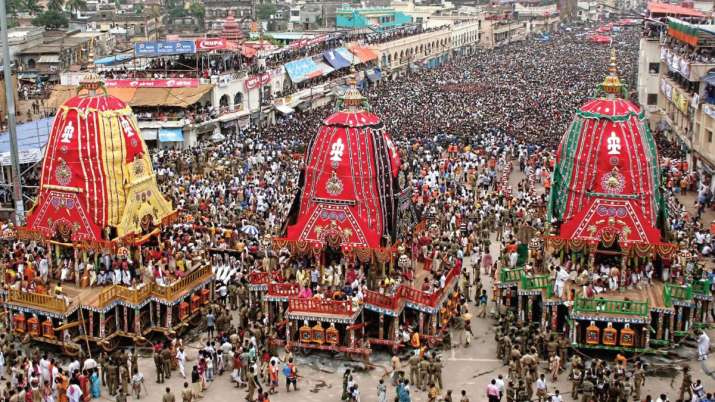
left=14, top=31, right=108, bottom=82
left=636, top=3, right=705, bottom=123
left=513, top=3, right=560, bottom=34
left=480, top=16, right=526, bottom=48
left=576, top=0, right=600, bottom=21
left=654, top=17, right=715, bottom=181
left=0, top=27, right=45, bottom=67
left=88, top=9, right=162, bottom=39
left=335, top=7, right=413, bottom=31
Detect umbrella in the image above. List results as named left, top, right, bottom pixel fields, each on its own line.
left=241, top=224, right=260, bottom=238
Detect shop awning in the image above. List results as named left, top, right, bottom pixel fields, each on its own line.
left=159, top=127, right=184, bottom=142
left=141, top=128, right=158, bottom=140
left=110, top=87, right=137, bottom=103
left=285, top=58, right=320, bottom=83
left=349, top=46, right=378, bottom=63
left=47, top=84, right=213, bottom=109
left=275, top=104, right=294, bottom=114
left=37, top=55, right=60, bottom=64
left=335, top=48, right=358, bottom=65
left=315, top=61, right=335, bottom=76
left=323, top=49, right=351, bottom=69
left=163, top=84, right=213, bottom=108
left=131, top=88, right=170, bottom=107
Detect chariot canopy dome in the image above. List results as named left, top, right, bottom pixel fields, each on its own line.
left=279, top=84, right=401, bottom=251
left=548, top=49, right=667, bottom=246
left=23, top=71, right=174, bottom=243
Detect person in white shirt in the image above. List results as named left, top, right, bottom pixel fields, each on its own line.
left=550, top=389, right=563, bottom=402
left=176, top=347, right=187, bottom=378
left=68, top=359, right=80, bottom=377
left=66, top=383, right=82, bottom=402
left=535, top=374, right=548, bottom=402
left=495, top=375, right=505, bottom=401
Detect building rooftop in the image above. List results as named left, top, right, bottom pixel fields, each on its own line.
left=647, top=2, right=705, bottom=17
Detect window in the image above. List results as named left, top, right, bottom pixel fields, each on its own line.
left=290, top=10, right=299, bottom=16
left=649, top=63, right=660, bottom=74
left=647, top=93, right=658, bottom=105
left=708, top=129, right=713, bottom=143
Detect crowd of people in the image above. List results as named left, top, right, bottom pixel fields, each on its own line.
left=1, top=22, right=715, bottom=402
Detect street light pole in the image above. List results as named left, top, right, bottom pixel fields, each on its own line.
left=0, top=0, right=25, bottom=225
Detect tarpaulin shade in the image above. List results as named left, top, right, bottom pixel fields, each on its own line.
left=0, top=117, right=52, bottom=165
left=159, top=127, right=184, bottom=142
left=94, top=54, right=133, bottom=65
left=335, top=48, right=358, bottom=65
left=314, top=61, right=335, bottom=76
left=275, top=104, right=294, bottom=114
left=163, top=85, right=213, bottom=107
left=285, top=58, right=320, bottom=83
left=349, top=46, right=378, bottom=63
left=323, top=49, right=351, bottom=69
left=131, top=88, right=170, bottom=107
left=110, top=88, right=137, bottom=103
left=48, top=85, right=214, bottom=109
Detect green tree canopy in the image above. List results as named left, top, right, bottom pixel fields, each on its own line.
left=256, top=3, right=276, bottom=20
left=47, top=0, right=64, bottom=12
left=32, top=9, right=69, bottom=28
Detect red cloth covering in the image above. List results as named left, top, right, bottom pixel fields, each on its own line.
left=283, top=109, right=400, bottom=249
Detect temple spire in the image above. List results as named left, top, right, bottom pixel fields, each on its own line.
left=601, top=48, right=624, bottom=98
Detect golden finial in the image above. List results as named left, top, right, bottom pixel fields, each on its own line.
left=79, top=36, right=104, bottom=95
left=601, top=48, right=623, bottom=98
left=339, top=68, right=366, bottom=111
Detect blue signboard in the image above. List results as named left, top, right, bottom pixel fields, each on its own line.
left=134, top=40, right=196, bottom=57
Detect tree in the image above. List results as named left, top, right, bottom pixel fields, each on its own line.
left=23, top=0, right=42, bottom=15
left=150, top=4, right=162, bottom=40
left=32, top=9, right=69, bottom=28
left=168, top=6, right=186, bottom=18
left=188, top=2, right=204, bottom=27
left=66, top=0, right=86, bottom=15
left=47, top=0, right=64, bottom=12
left=256, top=3, right=276, bottom=20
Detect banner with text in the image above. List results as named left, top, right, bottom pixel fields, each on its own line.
left=104, top=79, right=200, bottom=88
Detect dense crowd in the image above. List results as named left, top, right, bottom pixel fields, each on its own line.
left=2, top=24, right=715, bottom=402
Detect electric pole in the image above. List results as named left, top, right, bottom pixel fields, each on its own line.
left=0, top=0, right=25, bottom=225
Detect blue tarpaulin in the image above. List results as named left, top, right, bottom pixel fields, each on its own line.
left=94, top=54, right=133, bottom=65
left=158, top=127, right=184, bottom=142
left=335, top=48, right=358, bottom=65
left=323, top=49, right=351, bottom=70
left=284, top=58, right=320, bottom=83
left=704, top=72, right=715, bottom=87
left=366, top=67, right=382, bottom=81
left=0, top=117, right=52, bottom=165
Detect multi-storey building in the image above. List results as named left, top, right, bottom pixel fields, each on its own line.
left=651, top=16, right=715, bottom=179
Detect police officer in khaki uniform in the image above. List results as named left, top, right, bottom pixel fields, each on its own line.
left=408, top=352, right=420, bottom=388
left=418, top=357, right=431, bottom=391
left=107, top=360, right=119, bottom=396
